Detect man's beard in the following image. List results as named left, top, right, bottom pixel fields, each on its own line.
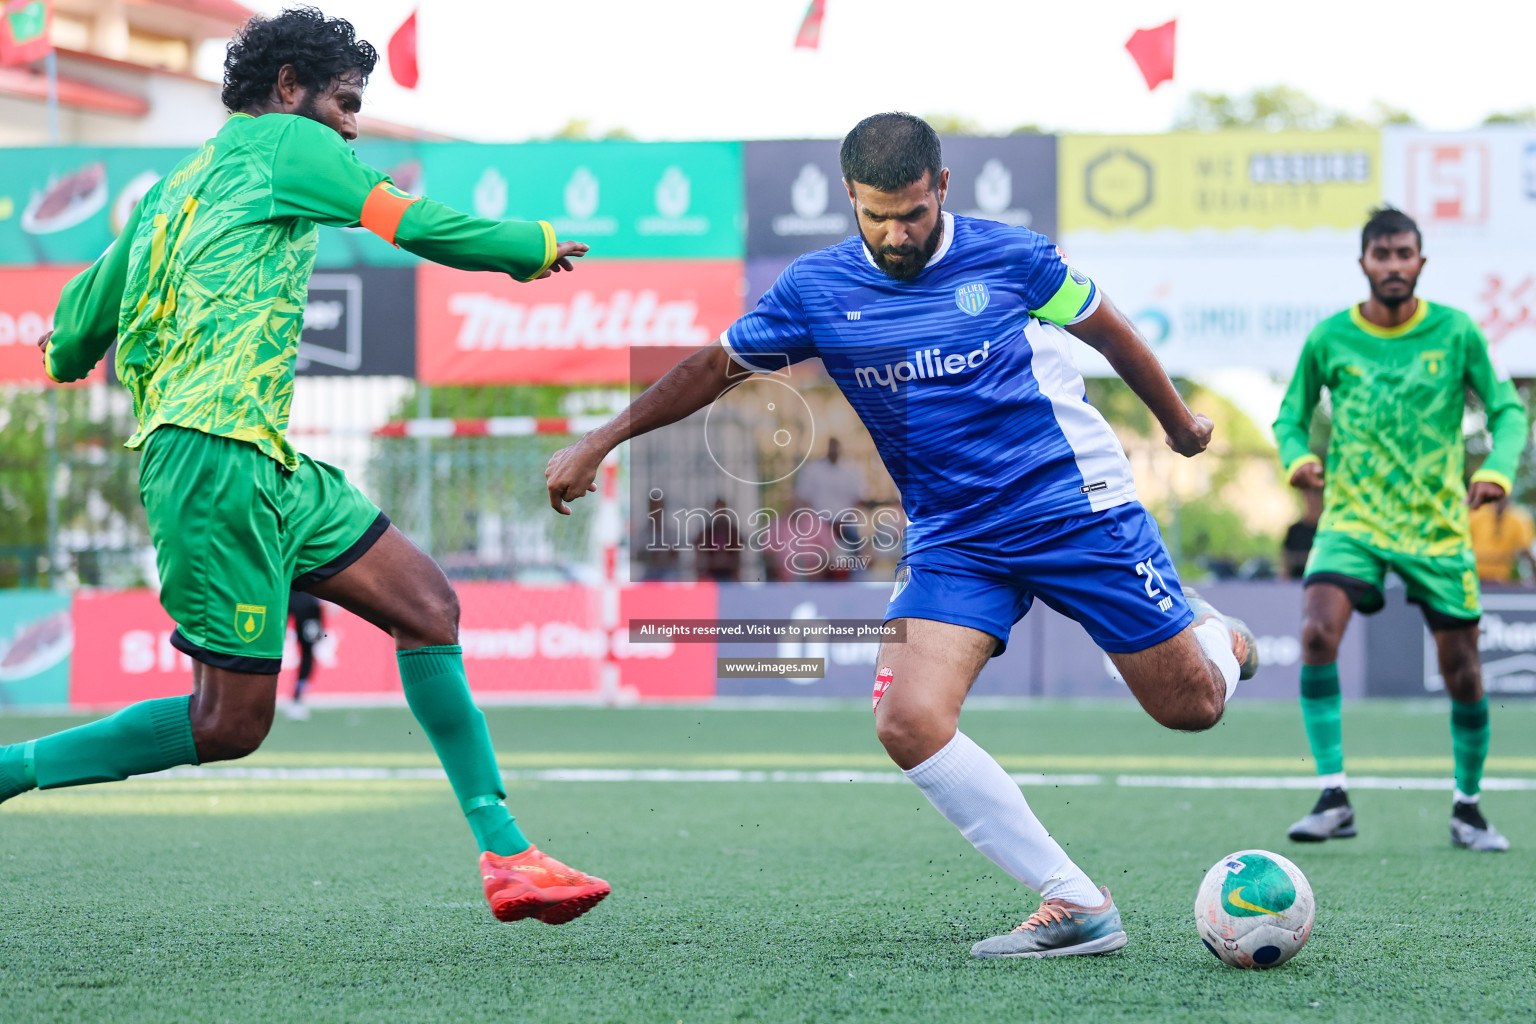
left=1371, top=275, right=1416, bottom=308
left=866, top=214, right=945, bottom=281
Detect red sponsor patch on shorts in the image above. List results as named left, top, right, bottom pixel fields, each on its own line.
left=872, top=666, right=893, bottom=712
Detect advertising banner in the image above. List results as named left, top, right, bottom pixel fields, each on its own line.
left=745, top=256, right=794, bottom=310
left=0, top=143, right=425, bottom=268
left=0, top=589, right=72, bottom=707
left=1381, top=127, right=1536, bottom=373
left=296, top=266, right=416, bottom=376
left=714, top=581, right=1359, bottom=700
left=0, top=266, right=99, bottom=384
left=64, top=583, right=717, bottom=708
left=1059, top=233, right=1364, bottom=375
left=1060, top=131, right=1380, bottom=233
left=1426, top=590, right=1536, bottom=697
left=744, top=135, right=1059, bottom=258
left=423, top=141, right=742, bottom=259
left=416, top=259, right=744, bottom=384
left=713, top=582, right=1034, bottom=698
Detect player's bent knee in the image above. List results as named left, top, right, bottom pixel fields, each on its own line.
left=1300, top=620, right=1341, bottom=663
left=399, top=583, right=460, bottom=648
left=192, top=715, right=271, bottom=762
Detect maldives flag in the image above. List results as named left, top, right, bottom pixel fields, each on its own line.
left=0, top=0, right=51, bottom=67
left=793, top=0, right=826, bottom=50
left=388, top=8, right=419, bottom=89
left=1124, top=19, right=1176, bottom=91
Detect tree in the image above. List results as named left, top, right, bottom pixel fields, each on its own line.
left=1484, top=107, right=1536, bottom=125
left=1173, top=86, right=1416, bottom=131
left=922, top=113, right=984, bottom=136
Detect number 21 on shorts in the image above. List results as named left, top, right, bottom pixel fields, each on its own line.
left=1136, top=560, right=1175, bottom=613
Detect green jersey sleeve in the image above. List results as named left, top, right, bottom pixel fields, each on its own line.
left=268, top=116, right=558, bottom=282
left=1462, top=318, right=1529, bottom=493
left=1273, top=327, right=1326, bottom=477
left=45, top=192, right=147, bottom=383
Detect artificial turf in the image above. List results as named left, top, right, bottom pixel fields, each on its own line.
left=1, top=700, right=1533, bottom=1023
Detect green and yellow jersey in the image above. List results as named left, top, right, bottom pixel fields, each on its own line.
left=1273, top=300, right=1529, bottom=557
left=45, top=112, right=558, bottom=468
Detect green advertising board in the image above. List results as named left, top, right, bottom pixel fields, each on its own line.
left=0, top=141, right=423, bottom=268
left=0, top=589, right=71, bottom=707
left=423, top=141, right=743, bottom=259
left=1, top=139, right=742, bottom=265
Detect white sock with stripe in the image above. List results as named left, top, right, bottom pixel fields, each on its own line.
left=902, top=731, right=1103, bottom=906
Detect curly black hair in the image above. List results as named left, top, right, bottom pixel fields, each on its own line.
left=221, top=6, right=378, bottom=112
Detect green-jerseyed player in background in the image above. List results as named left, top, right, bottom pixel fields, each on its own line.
left=1273, top=206, right=1527, bottom=852
left=0, top=7, right=612, bottom=924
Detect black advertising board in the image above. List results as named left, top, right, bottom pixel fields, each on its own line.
left=744, top=134, right=1059, bottom=259
left=296, top=266, right=416, bottom=376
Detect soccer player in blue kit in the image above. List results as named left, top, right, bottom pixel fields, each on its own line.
left=546, top=113, right=1258, bottom=959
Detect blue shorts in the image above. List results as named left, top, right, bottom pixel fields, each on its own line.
left=886, top=502, right=1193, bottom=655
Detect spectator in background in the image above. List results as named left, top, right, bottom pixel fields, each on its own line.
left=1469, top=495, right=1536, bottom=585
left=635, top=491, right=680, bottom=581
left=761, top=498, right=838, bottom=581
left=691, top=497, right=742, bottom=582
left=1282, top=486, right=1324, bottom=580
left=794, top=437, right=868, bottom=549
left=284, top=590, right=324, bottom=721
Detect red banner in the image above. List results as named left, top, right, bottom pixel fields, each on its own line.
left=67, top=583, right=718, bottom=707
left=0, top=266, right=103, bottom=385
left=416, top=259, right=743, bottom=384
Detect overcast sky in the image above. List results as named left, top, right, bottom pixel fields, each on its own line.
left=224, top=0, right=1536, bottom=142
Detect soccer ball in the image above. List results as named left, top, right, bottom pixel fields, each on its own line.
left=1194, top=849, right=1314, bottom=969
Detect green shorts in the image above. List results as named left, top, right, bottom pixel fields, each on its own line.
left=139, top=425, right=387, bottom=672
left=1304, top=529, right=1480, bottom=628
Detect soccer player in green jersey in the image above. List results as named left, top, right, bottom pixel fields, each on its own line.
left=0, top=8, right=612, bottom=923
left=1273, top=207, right=1527, bottom=852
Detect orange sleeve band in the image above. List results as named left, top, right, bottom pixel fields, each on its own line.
left=360, top=182, right=420, bottom=246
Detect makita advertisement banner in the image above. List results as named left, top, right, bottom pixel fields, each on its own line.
left=743, top=135, right=1058, bottom=258
left=296, top=266, right=416, bottom=377
left=422, top=141, right=743, bottom=259
left=415, top=260, right=744, bottom=384
left=1380, top=127, right=1536, bottom=374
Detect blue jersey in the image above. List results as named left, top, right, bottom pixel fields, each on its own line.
left=722, top=213, right=1139, bottom=557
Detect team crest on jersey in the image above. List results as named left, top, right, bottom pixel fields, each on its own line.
left=1421, top=349, right=1446, bottom=377
left=955, top=282, right=990, bottom=316
left=235, top=603, right=267, bottom=643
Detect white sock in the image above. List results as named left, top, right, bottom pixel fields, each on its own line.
left=1193, top=618, right=1240, bottom=701
left=1453, top=788, right=1479, bottom=804
left=1318, top=771, right=1348, bottom=791
left=903, top=732, right=1102, bottom=906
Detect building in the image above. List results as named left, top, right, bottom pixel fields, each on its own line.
left=0, top=0, right=434, bottom=146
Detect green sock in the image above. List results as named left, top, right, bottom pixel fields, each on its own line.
left=1299, top=663, right=1345, bottom=777
left=1450, top=696, right=1490, bottom=798
left=0, top=695, right=198, bottom=803
left=397, top=645, right=529, bottom=856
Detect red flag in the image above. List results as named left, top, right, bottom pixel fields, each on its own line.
left=1124, top=19, right=1176, bottom=91
left=388, top=8, right=419, bottom=89
left=0, top=0, right=51, bottom=67
left=794, top=0, right=826, bottom=50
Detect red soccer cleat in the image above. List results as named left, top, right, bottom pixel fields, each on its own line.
left=479, top=845, right=611, bottom=925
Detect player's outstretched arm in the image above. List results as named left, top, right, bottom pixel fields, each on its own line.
left=1066, top=293, right=1212, bottom=457
left=1273, top=330, right=1326, bottom=489
left=41, top=192, right=145, bottom=382
left=546, top=341, right=744, bottom=514
left=269, top=116, right=582, bottom=282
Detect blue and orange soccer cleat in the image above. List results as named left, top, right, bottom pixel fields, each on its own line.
left=479, top=845, right=611, bottom=924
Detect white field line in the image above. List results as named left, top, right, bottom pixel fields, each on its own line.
left=138, top=766, right=1536, bottom=791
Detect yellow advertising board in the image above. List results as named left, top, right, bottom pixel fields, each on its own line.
left=1060, top=131, right=1381, bottom=232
